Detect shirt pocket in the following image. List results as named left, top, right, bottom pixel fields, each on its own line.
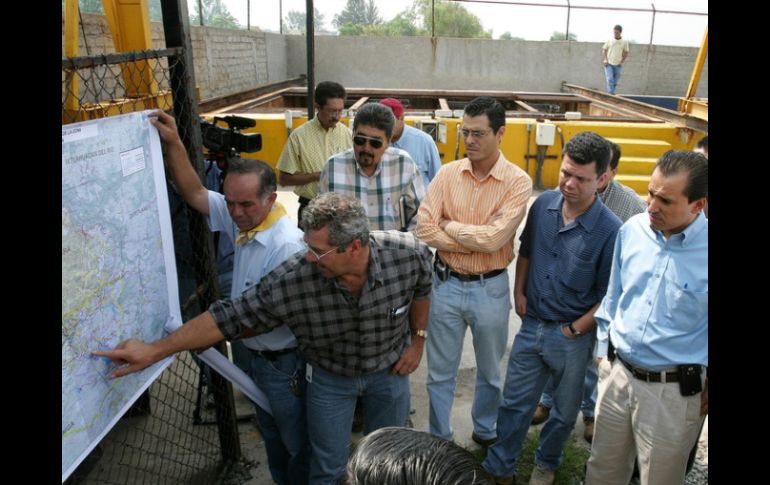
left=664, top=281, right=708, bottom=328
left=558, top=252, right=594, bottom=293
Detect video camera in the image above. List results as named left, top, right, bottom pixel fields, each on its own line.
left=200, top=115, right=262, bottom=155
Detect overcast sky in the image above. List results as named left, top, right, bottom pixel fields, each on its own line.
left=210, top=0, right=707, bottom=47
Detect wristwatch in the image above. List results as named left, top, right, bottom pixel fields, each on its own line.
left=568, top=322, right=582, bottom=336
left=413, top=329, right=428, bottom=339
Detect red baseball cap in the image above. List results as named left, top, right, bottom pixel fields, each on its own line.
left=379, top=98, right=405, bottom=118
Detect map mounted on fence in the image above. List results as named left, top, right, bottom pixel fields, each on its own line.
left=61, top=111, right=180, bottom=482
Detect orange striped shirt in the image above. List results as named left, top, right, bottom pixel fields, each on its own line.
left=415, top=152, right=532, bottom=274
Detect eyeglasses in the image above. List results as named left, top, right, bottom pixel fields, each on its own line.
left=353, top=134, right=384, bottom=149
left=305, top=243, right=338, bottom=261
left=460, top=127, right=493, bottom=139
left=320, top=107, right=346, bottom=117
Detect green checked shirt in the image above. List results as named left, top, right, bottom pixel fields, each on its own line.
left=319, top=147, right=426, bottom=231
left=209, top=231, right=433, bottom=377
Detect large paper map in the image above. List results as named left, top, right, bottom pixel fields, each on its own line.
left=61, top=111, right=180, bottom=482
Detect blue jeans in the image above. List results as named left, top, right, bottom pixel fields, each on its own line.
left=539, top=354, right=598, bottom=418
left=249, top=350, right=310, bottom=485
left=605, top=64, right=622, bottom=94
left=426, top=270, right=511, bottom=440
left=482, top=317, right=595, bottom=477
left=306, top=363, right=409, bottom=485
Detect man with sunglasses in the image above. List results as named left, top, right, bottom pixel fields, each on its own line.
left=278, top=81, right=353, bottom=225
left=149, top=110, right=309, bottom=485
left=320, top=102, right=425, bottom=231
left=415, top=97, right=532, bottom=449
left=378, top=98, right=442, bottom=188
left=93, top=193, right=433, bottom=485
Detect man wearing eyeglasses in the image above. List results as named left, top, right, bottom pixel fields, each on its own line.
left=319, top=102, right=426, bottom=231
left=415, top=97, right=533, bottom=449
left=93, top=193, right=433, bottom=485
left=149, top=110, right=309, bottom=485
left=278, top=81, right=353, bottom=225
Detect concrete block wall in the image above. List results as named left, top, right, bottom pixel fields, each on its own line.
left=63, top=13, right=706, bottom=103
left=286, top=35, right=707, bottom=97
left=62, top=13, right=278, bottom=102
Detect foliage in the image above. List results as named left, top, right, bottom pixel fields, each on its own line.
left=189, top=0, right=239, bottom=29
left=283, top=8, right=326, bottom=35
left=416, top=0, right=491, bottom=39
left=550, top=31, right=578, bottom=41
left=338, top=4, right=426, bottom=37
left=499, top=31, right=524, bottom=41
left=333, top=0, right=382, bottom=28
left=472, top=428, right=590, bottom=484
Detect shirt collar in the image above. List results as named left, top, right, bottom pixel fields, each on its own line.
left=546, top=190, right=605, bottom=232
left=235, top=202, right=287, bottom=246
left=649, top=210, right=707, bottom=247
left=459, top=151, right=507, bottom=181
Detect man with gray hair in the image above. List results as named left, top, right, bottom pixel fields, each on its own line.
left=150, top=110, right=308, bottom=485
left=320, top=102, right=425, bottom=231
left=93, top=192, right=434, bottom=485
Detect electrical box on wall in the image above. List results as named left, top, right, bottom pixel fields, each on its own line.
left=417, top=120, right=448, bottom=144
left=536, top=123, right=556, bottom=146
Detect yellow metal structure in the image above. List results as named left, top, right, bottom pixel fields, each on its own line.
left=101, top=0, right=159, bottom=97
left=678, top=27, right=708, bottom=120
left=63, top=0, right=172, bottom=124
left=206, top=111, right=692, bottom=195
left=63, top=0, right=80, bottom=112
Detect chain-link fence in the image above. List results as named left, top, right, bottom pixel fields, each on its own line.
left=63, top=44, right=247, bottom=485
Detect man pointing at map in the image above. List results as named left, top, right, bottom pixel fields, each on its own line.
left=93, top=192, right=432, bottom=485
left=150, top=110, right=308, bottom=485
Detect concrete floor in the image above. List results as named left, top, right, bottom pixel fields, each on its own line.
left=234, top=188, right=708, bottom=484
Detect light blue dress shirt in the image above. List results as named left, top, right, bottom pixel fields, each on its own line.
left=207, top=191, right=305, bottom=351
left=595, top=211, right=708, bottom=370
left=391, top=124, right=442, bottom=188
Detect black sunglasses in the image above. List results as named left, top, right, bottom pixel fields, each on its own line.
left=353, top=134, right=384, bottom=149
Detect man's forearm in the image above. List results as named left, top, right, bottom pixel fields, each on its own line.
left=279, top=170, right=319, bottom=187
left=153, top=311, right=226, bottom=360
left=409, top=298, right=430, bottom=334
left=572, top=303, right=600, bottom=333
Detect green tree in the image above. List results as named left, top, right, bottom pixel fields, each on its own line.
left=284, top=8, right=326, bottom=35
left=189, top=0, right=239, bottom=28
left=550, top=31, right=578, bottom=41
left=338, top=4, right=425, bottom=37
left=499, top=31, right=524, bottom=41
left=384, top=7, right=425, bottom=37
left=333, top=0, right=382, bottom=28
left=417, top=0, right=491, bottom=39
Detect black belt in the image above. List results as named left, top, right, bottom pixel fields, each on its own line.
left=617, top=354, right=678, bottom=383
left=447, top=268, right=505, bottom=282
left=250, top=347, right=298, bottom=361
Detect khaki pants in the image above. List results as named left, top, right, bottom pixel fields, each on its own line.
left=585, top=359, right=705, bottom=485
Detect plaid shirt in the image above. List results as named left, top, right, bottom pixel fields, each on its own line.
left=319, top=147, right=426, bottom=231
left=209, top=231, right=433, bottom=377
left=599, top=179, right=647, bottom=223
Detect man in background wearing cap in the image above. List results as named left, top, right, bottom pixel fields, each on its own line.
left=379, top=98, right=443, bottom=188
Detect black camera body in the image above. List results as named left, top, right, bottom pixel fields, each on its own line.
left=200, top=115, right=262, bottom=155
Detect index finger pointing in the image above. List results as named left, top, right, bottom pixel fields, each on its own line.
left=91, top=349, right=127, bottom=363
